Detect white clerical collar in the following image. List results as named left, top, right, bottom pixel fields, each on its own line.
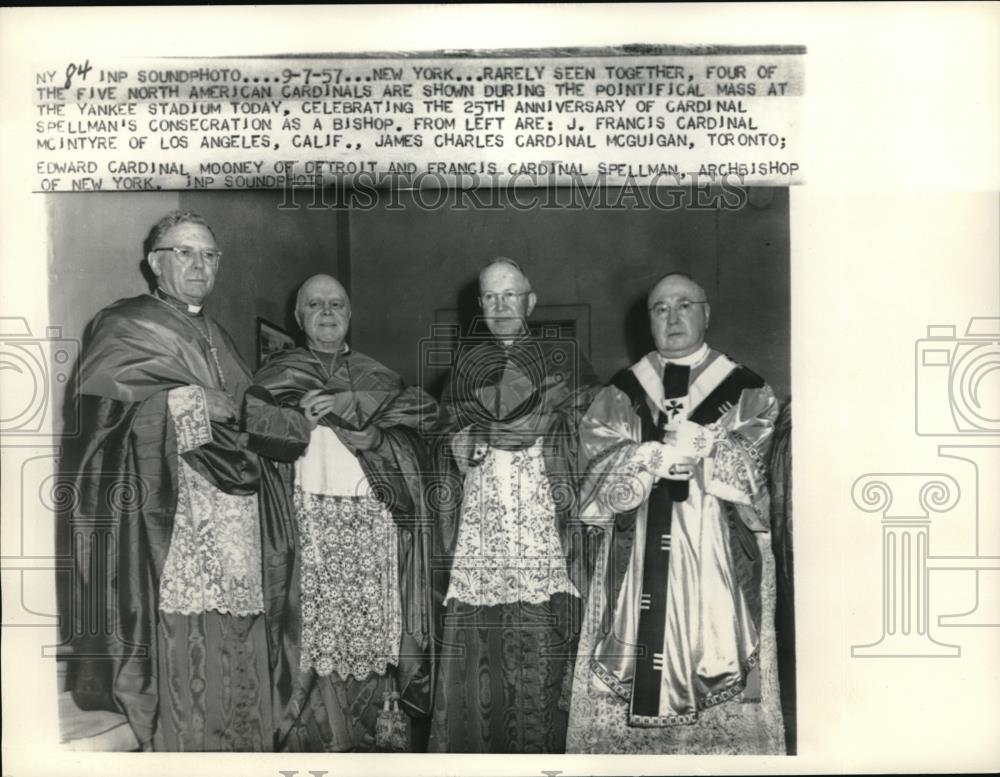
left=309, top=342, right=350, bottom=358
left=656, top=342, right=709, bottom=367
left=154, top=288, right=203, bottom=315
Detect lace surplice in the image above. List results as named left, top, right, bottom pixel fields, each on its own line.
left=444, top=440, right=580, bottom=607
left=294, top=488, right=402, bottom=680
left=159, top=386, right=264, bottom=617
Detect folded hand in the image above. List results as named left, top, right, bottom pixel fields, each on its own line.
left=204, top=388, right=238, bottom=423
left=661, top=420, right=713, bottom=458
left=300, top=389, right=341, bottom=429
left=335, top=425, right=384, bottom=452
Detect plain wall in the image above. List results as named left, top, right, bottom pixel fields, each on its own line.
left=47, top=192, right=180, bottom=436
left=47, top=191, right=181, bottom=357
left=349, top=187, right=791, bottom=400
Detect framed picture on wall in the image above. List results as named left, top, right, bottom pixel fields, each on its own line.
left=256, top=317, right=296, bottom=367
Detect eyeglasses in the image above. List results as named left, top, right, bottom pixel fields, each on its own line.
left=480, top=290, right=530, bottom=307
left=648, top=300, right=708, bottom=318
left=305, top=299, right=348, bottom=312
left=152, top=245, right=223, bottom=266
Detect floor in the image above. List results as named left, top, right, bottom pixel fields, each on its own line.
left=57, top=661, right=139, bottom=751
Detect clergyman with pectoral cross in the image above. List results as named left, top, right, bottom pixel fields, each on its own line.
left=565, top=272, right=784, bottom=755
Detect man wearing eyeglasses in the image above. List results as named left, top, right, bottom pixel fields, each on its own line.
left=68, top=210, right=273, bottom=751
left=428, top=257, right=600, bottom=753
left=563, top=271, right=784, bottom=754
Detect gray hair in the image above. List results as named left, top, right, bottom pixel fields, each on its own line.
left=144, top=210, right=216, bottom=255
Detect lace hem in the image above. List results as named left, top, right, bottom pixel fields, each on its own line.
left=158, top=604, right=265, bottom=618
left=444, top=567, right=580, bottom=607
left=444, top=591, right=579, bottom=608
left=312, top=656, right=398, bottom=682
left=444, top=443, right=580, bottom=607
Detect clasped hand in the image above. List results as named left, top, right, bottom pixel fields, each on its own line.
left=661, top=419, right=713, bottom=459
left=641, top=420, right=713, bottom=481
left=299, top=389, right=383, bottom=451
left=204, top=388, right=238, bottom=423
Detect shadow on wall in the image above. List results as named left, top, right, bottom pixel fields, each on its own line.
left=624, top=292, right=655, bottom=367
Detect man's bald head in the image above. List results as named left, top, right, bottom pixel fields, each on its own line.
left=478, top=257, right=531, bottom=292
left=295, top=274, right=349, bottom=317
left=647, top=272, right=707, bottom=308
left=647, top=272, right=711, bottom=359
left=295, top=274, right=351, bottom=352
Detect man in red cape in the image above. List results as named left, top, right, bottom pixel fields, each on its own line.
left=68, top=211, right=276, bottom=750
left=428, top=258, right=601, bottom=753
left=249, top=274, right=437, bottom=751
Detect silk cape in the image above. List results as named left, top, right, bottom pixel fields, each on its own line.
left=66, top=293, right=263, bottom=748
left=248, top=346, right=438, bottom=749
left=565, top=348, right=784, bottom=752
